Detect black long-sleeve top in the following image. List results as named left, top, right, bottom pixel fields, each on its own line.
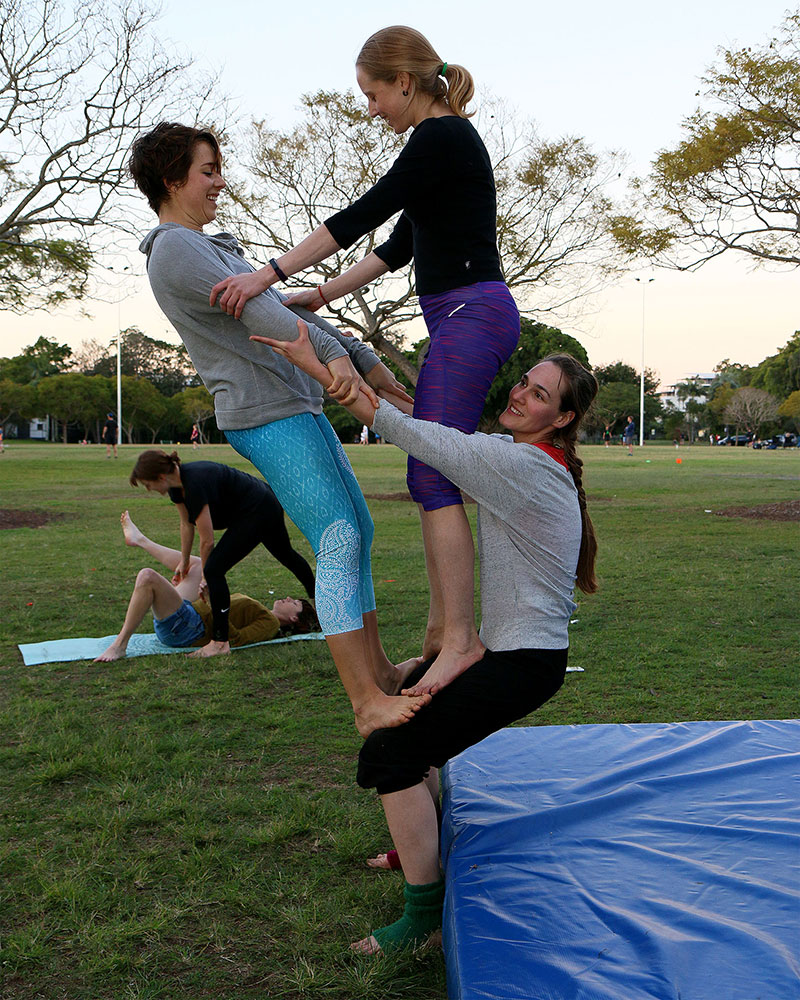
left=325, top=116, right=504, bottom=297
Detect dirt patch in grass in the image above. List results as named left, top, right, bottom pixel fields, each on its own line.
left=716, top=499, right=800, bottom=522
left=0, top=508, right=71, bottom=530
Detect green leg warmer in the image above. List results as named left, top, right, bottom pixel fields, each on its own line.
left=372, top=877, right=445, bottom=952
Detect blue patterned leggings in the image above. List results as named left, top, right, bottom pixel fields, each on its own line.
left=225, top=413, right=375, bottom=635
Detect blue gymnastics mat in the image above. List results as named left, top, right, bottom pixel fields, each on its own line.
left=440, top=720, right=800, bottom=1000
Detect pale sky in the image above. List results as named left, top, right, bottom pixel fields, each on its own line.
left=5, top=0, right=797, bottom=388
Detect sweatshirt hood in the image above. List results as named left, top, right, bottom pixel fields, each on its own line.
left=139, top=223, right=245, bottom=260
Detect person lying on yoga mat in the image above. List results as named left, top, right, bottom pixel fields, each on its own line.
left=95, top=512, right=319, bottom=662
left=128, top=451, right=316, bottom=659
left=254, top=320, right=599, bottom=954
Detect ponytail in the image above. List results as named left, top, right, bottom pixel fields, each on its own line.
left=558, top=436, right=598, bottom=594
left=356, top=26, right=475, bottom=118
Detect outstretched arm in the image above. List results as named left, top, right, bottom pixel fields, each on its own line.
left=175, top=505, right=195, bottom=583
left=210, top=224, right=340, bottom=319
left=251, top=320, right=381, bottom=425
left=284, top=252, right=390, bottom=313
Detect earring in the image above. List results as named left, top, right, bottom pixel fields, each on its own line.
left=402, top=89, right=409, bottom=96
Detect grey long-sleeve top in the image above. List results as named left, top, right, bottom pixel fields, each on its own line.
left=372, top=403, right=581, bottom=651
left=140, top=223, right=380, bottom=430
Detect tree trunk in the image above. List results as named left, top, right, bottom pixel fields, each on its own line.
left=367, top=330, right=421, bottom=387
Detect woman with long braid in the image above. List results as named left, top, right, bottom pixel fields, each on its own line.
left=257, top=320, right=599, bottom=953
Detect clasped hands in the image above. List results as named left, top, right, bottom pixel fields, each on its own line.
left=251, top=320, right=412, bottom=414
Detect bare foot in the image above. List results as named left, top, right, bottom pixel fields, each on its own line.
left=354, top=692, right=431, bottom=739
left=94, top=642, right=127, bottom=662
left=402, top=643, right=486, bottom=697
left=120, top=510, right=145, bottom=548
left=379, top=655, right=425, bottom=695
left=366, top=852, right=400, bottom=871
left=187, top=639, right=231, bottom=658
left=421, top=627, right=442, bottom=662
left=350, top=934, right=382, bottom=955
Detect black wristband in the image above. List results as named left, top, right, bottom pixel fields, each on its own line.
left=269, top=258, right=288, bottom=282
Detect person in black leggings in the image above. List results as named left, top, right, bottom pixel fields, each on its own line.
left=129, top=450, right=315, bottom=657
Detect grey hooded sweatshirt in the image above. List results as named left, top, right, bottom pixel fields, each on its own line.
left=140, top=223, right=380, bottom=430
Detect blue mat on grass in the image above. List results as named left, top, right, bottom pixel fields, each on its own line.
left=441, top=720, right=800, bottom=1000
left=18, top=630, right=325, bottom=665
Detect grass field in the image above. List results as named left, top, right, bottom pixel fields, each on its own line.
left=1, top=440, right=798, bottom=999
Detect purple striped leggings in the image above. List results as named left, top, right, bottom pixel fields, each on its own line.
left=407, top=281, right=520, bottom=510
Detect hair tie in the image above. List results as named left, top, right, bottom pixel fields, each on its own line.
left=439, top=62, right=448, bottom=77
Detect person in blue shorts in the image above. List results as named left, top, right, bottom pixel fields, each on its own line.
left=128, top=451, right=316, bottom=658
left=94, top=511, right=318, bottom=662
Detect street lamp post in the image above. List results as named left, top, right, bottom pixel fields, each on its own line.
left=116, top=324, right=122, bottom=448
left=109, top=265, right=129, bottom=447
left=634, top=277, right=654, bottom=447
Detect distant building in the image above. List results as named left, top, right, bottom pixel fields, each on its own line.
left=29, top=417, right=49, bottom=440
left=658, top=373, right=716, bottom=413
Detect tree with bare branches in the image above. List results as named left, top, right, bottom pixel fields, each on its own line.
left=0, top=0, right=221, bottom=312
left=724, top=386, right=779, bottom=438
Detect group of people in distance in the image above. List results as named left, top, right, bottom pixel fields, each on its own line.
left=120, top=24, right=599, bottom=955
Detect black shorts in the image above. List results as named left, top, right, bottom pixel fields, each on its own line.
left=357, top=646, right=567, bottom=795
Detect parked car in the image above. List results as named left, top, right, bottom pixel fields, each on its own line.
left=753, top=433, right=797, bottom=450
left=718, top=434, right=753, bottom=446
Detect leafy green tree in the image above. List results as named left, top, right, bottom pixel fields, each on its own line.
left=177, top=386, right=215, bottom=443
left=592, top=361, right=659, bottom=394
left=0, top=337, right=73, bottom=383
left=74, top=328, right=201, bottom=396
left=36, top=373, right=109, bottom=443
left=707, top=382, right=736, bottom=432
left=0, top=0, right=222, bottom=311
left=584, top=360, right=662, bottom=437
left=712, top=359, right=752, bottom=388
left=120, top=377, right=168, bottom=444
left=748, top=332, right=800, bottom=400
left=480, top=319, right=589, bottom=429
left=0, top=378, right=37, bottom=432
left=590, top=382, right=640, bottom=437
left=778, top=389, right=800, bottom=431
left=612, top=11, right=800, bottom=270
left=675, top=377, right=709, bottom=443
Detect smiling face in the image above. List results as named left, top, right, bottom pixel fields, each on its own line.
left=356, top=66, right=415, bottom=134
left=163, top=141, right=225, bottom=230
left=498, top=362, right=576, bottom=444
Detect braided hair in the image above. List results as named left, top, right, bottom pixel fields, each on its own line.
left=542, top=354, right=599, bottom=594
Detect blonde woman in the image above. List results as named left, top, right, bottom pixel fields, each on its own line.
left=211, top=26, right=520, bottom=699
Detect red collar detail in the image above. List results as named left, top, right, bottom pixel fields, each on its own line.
left=531, top=441, right=568, bottom=469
